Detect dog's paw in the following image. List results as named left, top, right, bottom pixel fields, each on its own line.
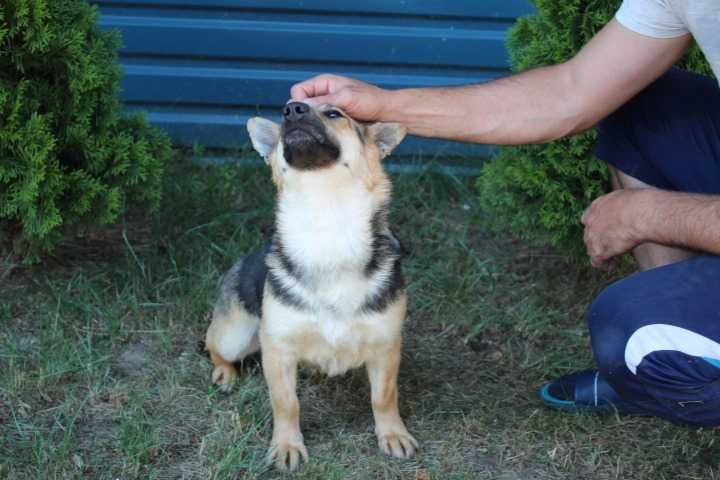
left=267, top=440, right=309, bottom=471
left=377, top=430, right=418, bottom=459
left=211, top=364, right=237, bottom=392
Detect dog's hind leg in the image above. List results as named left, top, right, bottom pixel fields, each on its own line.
left=366, top=338, right=418, bottom=459
left=205, top=298, right=260, bottom=391
left=207, top=347, right=240, bottom=390
left=206, top=252, right=268, bottom=391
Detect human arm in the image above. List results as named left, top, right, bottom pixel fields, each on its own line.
left=291, top=20, right=691, bottom=144
left=582, top=189, right=720, bottom=268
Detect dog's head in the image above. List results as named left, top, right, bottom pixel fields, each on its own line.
left=247, top=102, right=405, bottom=190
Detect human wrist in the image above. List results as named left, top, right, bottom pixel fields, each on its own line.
left=376, top=87, right=404, bottom=123
left=629, top=188, right=672, bottom=245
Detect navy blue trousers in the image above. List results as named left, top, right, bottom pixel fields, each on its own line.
left=592, top=68, right=720, bottom=427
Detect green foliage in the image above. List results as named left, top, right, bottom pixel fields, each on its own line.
left=0, top=0, right=172, bottom=258
left=476, top=0, right=714, bottom=262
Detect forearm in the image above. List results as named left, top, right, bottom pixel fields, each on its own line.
left=637, top=190, right=720, bottom=255
left=379, top=64, right=582, bottom=145
left=377, top=21, right=690, bottom=145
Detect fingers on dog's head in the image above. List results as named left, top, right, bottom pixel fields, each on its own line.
left=290, top=74, right=338, bottom=101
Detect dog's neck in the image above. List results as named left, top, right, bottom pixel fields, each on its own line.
left=274, top=170, right=391, bottom=275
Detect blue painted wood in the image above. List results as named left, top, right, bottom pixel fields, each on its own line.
left=120, top=64, right=504, bottom=106
left=94, top=1, right=533, bottom=156
left=95, top=1, right=533, bottom=19
left=103, top=17, right=511, bottom=68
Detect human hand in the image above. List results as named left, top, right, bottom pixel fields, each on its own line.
left=290, top=74, right=389, bottom=121
left=581, top=189, right=650, bottom=268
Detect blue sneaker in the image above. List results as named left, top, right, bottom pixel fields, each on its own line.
left=539, top=369, right=648, bottom=415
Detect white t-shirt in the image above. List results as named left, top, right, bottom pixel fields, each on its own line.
left=616, top=0, right=720, bottom=80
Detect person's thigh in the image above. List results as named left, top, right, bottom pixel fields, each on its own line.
left=589, top=255, right=720, bottom=426
left=595, top=67, right=720, bottom=194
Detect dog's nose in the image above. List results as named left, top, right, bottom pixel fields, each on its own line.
left=283, top=102, right=310, bottom=122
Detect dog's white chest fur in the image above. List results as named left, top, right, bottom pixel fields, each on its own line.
left=278, top=179, right=373, bottom=273
left=262, top=174, right=403, bottom=376
left=263, top=295, right=404, bottom=376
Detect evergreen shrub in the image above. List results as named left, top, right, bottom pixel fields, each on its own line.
left=0, top=0, right=172, bottom=258
left=476, top=0, right=713, bottom=262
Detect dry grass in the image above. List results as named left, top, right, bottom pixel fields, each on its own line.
left=1, top=158, right=719, bottom=480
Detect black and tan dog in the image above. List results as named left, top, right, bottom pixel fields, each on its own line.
left=205, top=101, right=417, bottom=471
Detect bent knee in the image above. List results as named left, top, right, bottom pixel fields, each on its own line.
left=587, top=280, right=644, bottom=379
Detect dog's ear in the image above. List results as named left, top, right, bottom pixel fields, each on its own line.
left=247, top=117, right=280, bottom=161
left=366, top=123, right=406, bottom=159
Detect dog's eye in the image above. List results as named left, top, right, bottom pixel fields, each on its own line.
left=323, top=110, right=343, bottom=119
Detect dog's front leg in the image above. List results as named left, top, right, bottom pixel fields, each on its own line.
left=366, top=340, right=418, bottom=459
left=261, top=341, right=308, bottom=471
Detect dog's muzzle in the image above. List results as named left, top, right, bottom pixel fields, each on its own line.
left=281, top=102, right=340, bottom=170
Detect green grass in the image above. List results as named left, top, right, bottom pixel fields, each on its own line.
left=2, top=157, right=720, bottom=479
